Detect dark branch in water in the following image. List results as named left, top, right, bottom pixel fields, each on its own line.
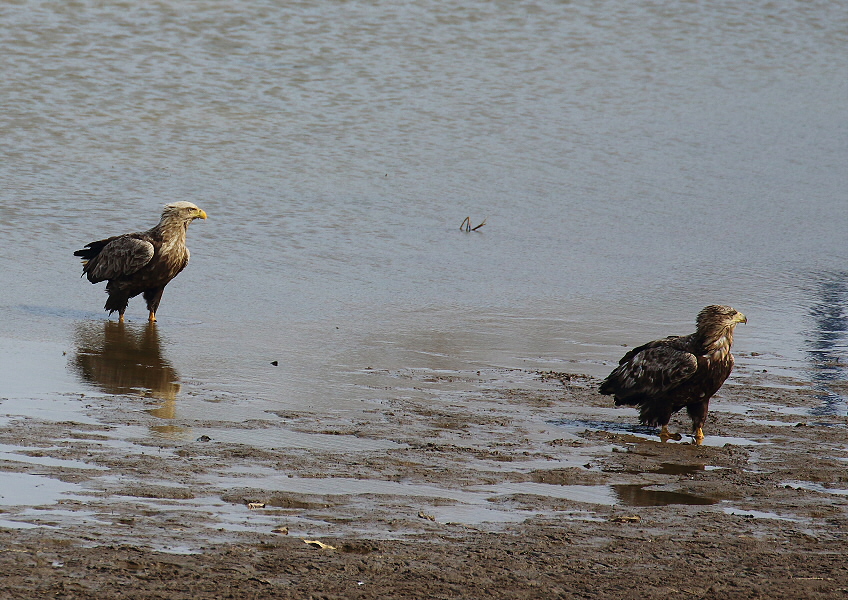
left=460, top=216, right=486, bottom=232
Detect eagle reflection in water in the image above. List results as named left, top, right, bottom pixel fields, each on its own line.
left=72, top=321, right=184, bottom=435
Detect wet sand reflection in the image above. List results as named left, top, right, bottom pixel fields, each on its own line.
left=72, top=322, right=186, bottom=437
left=612, top=484, right=717, bottom=507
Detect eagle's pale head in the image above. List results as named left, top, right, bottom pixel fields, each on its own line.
left=696, top=305, right=747, bottom=341
left=161, top=201, right=208, bottom=223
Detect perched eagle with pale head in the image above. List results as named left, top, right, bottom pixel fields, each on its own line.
left=74, top=201, right=207, bottom=322
left=599, top=305, right=747, bottom=443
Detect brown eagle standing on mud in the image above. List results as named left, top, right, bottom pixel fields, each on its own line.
left=599, top=305, right=747, bottom=443
left=75, top=202, right=207, bottom=323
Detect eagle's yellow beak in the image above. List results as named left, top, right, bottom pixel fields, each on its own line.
left=197, top=209, right=207, bottom=220
left=735, top=312, right=747, bottom=324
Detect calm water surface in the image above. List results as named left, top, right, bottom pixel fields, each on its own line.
left=1, top=1, right=846, bottom=419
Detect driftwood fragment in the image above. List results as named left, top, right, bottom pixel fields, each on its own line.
left=460, top=216, right=486, bottom=232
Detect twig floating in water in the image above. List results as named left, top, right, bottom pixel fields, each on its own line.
left=460, top=216, right=486, bottom=232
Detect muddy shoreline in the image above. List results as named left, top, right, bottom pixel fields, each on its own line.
left=0, top=366, right=846, bottom=599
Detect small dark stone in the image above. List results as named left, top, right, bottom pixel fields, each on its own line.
left=271, top=360, right=278, bottom=366
left=196, top=435, right=212, bottom=442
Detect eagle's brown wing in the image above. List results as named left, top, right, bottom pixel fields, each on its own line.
left=81, top=235, right=155, bottom=283
left=600, top=339, right=699, bottom=399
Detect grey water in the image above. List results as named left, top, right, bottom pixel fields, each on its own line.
left=1, top=0, right=846, bottom=421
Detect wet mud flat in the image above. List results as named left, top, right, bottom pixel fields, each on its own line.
left=0, top=367, right=846, bottom=599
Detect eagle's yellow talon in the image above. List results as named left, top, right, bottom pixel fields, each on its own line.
left=659, top=426, right=682, bottom=442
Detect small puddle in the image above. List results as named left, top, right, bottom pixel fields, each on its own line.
left=751, top=419, right=800, bottom=427
left=0, top=473, right=81, bottom=506
left=0, top=444, right=109, bottom=471
left=699, top=435, right=762, bottom=447
left=4, top=508, right=112, bottom=529
left=485, top=481, right=716, bottom=507
left=178, top=427, right=405, bottom=452
left=150, top=545, right=199, bottom=555
left=551, top=418, right=658, bottom=437
left=654, top=463, right=702, bottom=476
left=612, top=484, right=717, bottom=507
left=489, top=482, right=618, bottom=505
left=715, top=401, right=810, bottom=417
left=430, top=505, right=537, bottom=524
left=722, top=506, right=809, bottom=522
left=0, top=519, right=41, bottom=529
left=619, top=461, right=722, bottom=478
left=643, top=462, right=706, bottom=476
left=782, top=481, right=848, bottom=496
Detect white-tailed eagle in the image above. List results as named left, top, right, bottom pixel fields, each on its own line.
left=74, top=202, right=207, bottom=322
left=599, top=305, right=747, bottom=443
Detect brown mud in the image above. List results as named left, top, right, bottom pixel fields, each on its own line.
left=0, top=365, right=846, bottom=599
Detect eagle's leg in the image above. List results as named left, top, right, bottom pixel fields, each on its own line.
left=686, top=401, right=709, bottom=445
left=105, top=289, right=130, bottom=323
left=143, top=288, right=164, bottom=324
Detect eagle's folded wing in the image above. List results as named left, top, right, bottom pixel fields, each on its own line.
left=83, top=236, right=155, bottom=283
left=601, top=342, right=698, bottom=398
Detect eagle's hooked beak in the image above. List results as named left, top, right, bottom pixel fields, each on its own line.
left=197, top=209, right=208, bottom=220
left=735, top=312, right=747, bottom=325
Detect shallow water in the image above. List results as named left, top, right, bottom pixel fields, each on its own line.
left=1, top=0, right=846, bottom=421
left=782, top=481, right=848, bottom=496
left=549, top=417, right=762, bottom=446
left=0, top=472, right=82, bottom=506
left=721, top=506, right=809, bottom=523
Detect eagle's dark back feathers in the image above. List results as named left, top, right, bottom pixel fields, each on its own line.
left=76, top=234, right=157, bottom=284
left=600, top=335, right=700, bottom=401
